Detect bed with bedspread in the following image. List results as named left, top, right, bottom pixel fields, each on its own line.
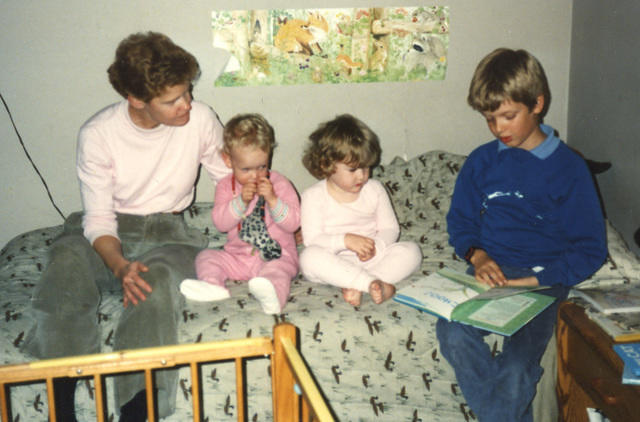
left=2, top=150, right=639, bottom=421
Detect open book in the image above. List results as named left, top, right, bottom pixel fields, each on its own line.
left=393, top=267, right=556, bottom=336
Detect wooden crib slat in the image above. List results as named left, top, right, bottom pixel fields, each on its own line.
left=302, top=398, right=310, bottom=422
left=1, top=383, right=9, bottom=422
left=144, top=369, right=156, bottom=422
left=189, top=362, right=201, bottom=422
left=94, top=374, right=105, bottom=422
left=46, top=377, right=57, bottom=422
left=279, top=337, right=334, bottom=422
left=272, top=323, right=298, bottom=422
left=235, top=357, right=244, bottom=422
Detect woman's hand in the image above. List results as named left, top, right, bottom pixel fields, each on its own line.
left=115, top=261, right=152, bottom=307
left=93, top=235, right=153, bottom=308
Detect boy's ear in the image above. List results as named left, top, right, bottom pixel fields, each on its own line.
left=221, top=151, right=233, bottom=169
left=127, top=94, right=146, bottom=110
left=533, top=95, right=545, bottom=115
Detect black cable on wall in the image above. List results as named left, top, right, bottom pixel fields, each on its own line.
left=1, top=92, right=66, bottom=221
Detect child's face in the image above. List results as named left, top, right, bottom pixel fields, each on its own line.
left=130, top=83, right=192, bottom=129
left=223, top=144, right=270, bottom=185
left=482, top=97, right=545, bottom=151
left=327, top=162, right=370, bottom=198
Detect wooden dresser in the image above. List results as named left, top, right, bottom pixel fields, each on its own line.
left=556, top=301, right=640, bottom=421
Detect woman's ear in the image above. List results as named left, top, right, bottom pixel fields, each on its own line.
left=127, top=94, right=146, bottom=110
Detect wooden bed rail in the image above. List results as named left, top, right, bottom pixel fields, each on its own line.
left=0, top=322, right=333, bottom=422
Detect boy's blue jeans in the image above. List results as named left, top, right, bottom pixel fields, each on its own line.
left=436, top=266, right=569, bottom=422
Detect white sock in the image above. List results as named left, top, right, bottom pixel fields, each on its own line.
left=248, top=277, right=281, bottom=314
left=179, top=279, right=230, bottom=302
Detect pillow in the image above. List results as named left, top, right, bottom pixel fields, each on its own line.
left=576, top=220, right=640, bottom=288
left=373, top=151, right=466, bottom=270
left=373, top=150, right=466, bottom=225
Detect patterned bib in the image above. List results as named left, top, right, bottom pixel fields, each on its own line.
left=239, top=196, right=282, bottom=261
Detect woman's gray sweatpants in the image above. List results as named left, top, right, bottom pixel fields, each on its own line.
left=21, top=211, right=208, bottom=417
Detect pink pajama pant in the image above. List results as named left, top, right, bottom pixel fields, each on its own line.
left=195, top=249, right=298, bottom=310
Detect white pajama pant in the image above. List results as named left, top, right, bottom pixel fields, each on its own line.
left=299, top=241, right=422, bottom=291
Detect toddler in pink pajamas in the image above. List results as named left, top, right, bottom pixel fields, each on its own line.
left=299, top=114, right=422, bottom=306
left=180, top=114, right=300, bottom=314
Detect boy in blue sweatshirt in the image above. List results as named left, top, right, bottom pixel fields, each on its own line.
left=438, top=48, right=607, bottom=421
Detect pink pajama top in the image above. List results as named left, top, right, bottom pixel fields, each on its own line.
left=301, top=179, right=400, bottom=255
left=212, top=171, right=300, bottom=262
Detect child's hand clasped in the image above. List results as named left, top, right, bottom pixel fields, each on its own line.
left=257, top=176, right=278, bottom=208
left=241, top=182, right=258, bottom=204
left=241, top=176, right=277, bottom=207
left=345, top=233, right=376, bottom=261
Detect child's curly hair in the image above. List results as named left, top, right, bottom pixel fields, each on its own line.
left=107, top=32, right=200, bottom=102
left=223, top=113, right=276, bottom=155
left=302, top=114, right=381, bottom=180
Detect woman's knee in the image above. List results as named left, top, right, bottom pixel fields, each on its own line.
left=33, top=235, right=101, bottom=315
left=141, top=245, right=200, bottom=273
left=138, top=247, right=195, bottom=309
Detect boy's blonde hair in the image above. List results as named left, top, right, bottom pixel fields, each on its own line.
left=302, top=114, right=381, bottom=179
left=223, top=113, right=276, bottom=155
left=108, top=32, right=200, bottom=102
left=468, top=48, right=551, bottom=119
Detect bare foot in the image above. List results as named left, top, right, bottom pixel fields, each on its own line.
left=369, top=280, right=396, bottom=304
left=342, top=288, right=362, bottom=306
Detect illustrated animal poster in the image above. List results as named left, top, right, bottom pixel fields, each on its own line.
left=212, top=6, right=449, bottom=86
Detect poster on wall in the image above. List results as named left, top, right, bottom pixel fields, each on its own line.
left=212, top=6, right=449, bottom=86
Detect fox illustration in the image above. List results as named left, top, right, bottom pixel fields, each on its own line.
left=336, top=54, right=363, bottom=75
left=274, top=12, right=328, bottom=55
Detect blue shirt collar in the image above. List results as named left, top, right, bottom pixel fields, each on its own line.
left=497, top=124, right=560, bottom=159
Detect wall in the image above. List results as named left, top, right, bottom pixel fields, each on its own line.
left=0, top=0, right=572, bottom=248
left=568, top=0, right=640, bottom=256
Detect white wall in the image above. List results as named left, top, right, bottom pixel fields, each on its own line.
left=0, top=0, right=572, bottom=247
left=568, top=1, right=640, bottom=256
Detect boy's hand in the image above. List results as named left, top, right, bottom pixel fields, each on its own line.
left=345, top=233, right=376, bottom=261
left=257, top=176, right=277, bottom=208
left=470, top=249, right=507, bottom=287
left=115, top=261, right=152, bottom=307
left=506, top=276, right=540, bottom=287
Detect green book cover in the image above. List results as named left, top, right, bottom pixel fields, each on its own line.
left=393, top=267, right=556, bottom=336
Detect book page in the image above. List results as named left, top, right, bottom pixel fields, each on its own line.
left=466, top=295, right=537, bottom=326
left=474, top=285, right=551, bottom=300
left=394, top=272, right=482, bottom=320
left=451, top=292, right=555, bottom=336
